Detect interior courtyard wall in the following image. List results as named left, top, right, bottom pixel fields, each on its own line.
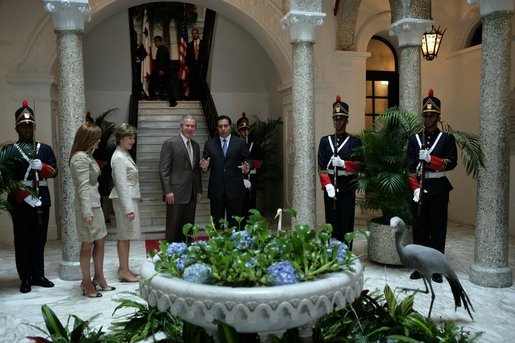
left=1, top=0, right=513, bottom=242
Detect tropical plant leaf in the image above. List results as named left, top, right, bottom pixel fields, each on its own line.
left=41, top=304, right=68, bottom=339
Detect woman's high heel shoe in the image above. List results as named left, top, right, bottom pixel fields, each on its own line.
left=118, top=270, right=139, bottom=282
left=81, top=284, right=102, bottom=298
left=92, top=279, right=116, bottom=291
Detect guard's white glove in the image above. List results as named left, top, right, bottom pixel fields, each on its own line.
left=243, top=179, right=252, bottom=189
left=325, top=184, right=336, bottom=198
left=418, top=150, right=431, bottom=163
left=31, top=159, right=43, bottom=170
left=330, top=156, right=345, bottom=168
left=24, top=195, right=42, bottom=207
left=413, top=188, right=421, bottom=202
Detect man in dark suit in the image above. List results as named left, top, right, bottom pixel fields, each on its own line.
left=159, top=115, right=202, bottom=242
left=185, top=28, right=204, bottom=100
left=407, top=89, right=457, bottom=283
left=149, top=35, right=177, bottom=107
left=200, top=115, right=252, bottom=229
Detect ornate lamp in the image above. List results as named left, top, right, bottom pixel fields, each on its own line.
left=421, top=25, right=446, bottom=61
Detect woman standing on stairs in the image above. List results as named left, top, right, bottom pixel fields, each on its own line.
left=109, top=123, right=141, bottom=282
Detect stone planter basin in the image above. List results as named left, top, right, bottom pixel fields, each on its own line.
left=139, top=258, right=363, bottom=338
left=367, top=218, right=412, bottom=265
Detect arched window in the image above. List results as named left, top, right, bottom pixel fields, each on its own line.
left=365, top=36, right=399, bottom=128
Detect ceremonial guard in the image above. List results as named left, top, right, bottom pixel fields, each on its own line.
left=6, top=100, right=58, bottom=293
left=317, top=96, right=362, bottom=245
left=236, top=113, right=262, bottom=218
left=407, top=89, right=457, bottom=283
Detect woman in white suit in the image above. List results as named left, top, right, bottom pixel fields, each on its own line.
left=109, top=123, right=141, bottom=282
left=70, top=117, right=115, bottom=297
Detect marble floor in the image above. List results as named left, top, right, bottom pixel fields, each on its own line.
left=0, top=223, right=514, bottom=342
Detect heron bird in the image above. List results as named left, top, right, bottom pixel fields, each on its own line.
left=390, top=216, right=475, bottom=320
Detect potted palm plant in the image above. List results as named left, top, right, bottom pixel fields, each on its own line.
left=355, top=108, right=483, bottom=264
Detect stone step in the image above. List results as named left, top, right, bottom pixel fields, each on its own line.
left=136, top=100, right=211, bottom=233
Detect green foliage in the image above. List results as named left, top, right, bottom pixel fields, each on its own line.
left=249, top=116, right=283, bottom=190
left=355, top=109, right=420, bottom=224
left=356, top=108, right=485, bottom=225
left=316, top=284, right=483, bottom=342
left=0, top=141, right=35, bottom=214
left=108, top=292, right=182, bottom=342
left=26, top=304, right=106, bottom=343
left=154, top=209, right=357, bottom=287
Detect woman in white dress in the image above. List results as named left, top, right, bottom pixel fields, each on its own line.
left=69, top=117, right=115, bottom=297
left=109, top=123, right=141, bottom=282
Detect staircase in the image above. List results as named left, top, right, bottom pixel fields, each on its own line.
left=136, top=100, right=211, bottom=239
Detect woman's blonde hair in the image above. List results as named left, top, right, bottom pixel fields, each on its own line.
left=115, top=123, right=137, bottom=145
left=69, top=122, right=102, bottom=164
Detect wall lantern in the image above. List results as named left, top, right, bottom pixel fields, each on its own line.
left=421, top=25, right=446, bottom=61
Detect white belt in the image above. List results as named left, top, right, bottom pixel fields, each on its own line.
left=420, top=171, right=446, bottom=179
left=21, top=180, right=48, bottom=186
left=328, top=170, right=355, bottom=176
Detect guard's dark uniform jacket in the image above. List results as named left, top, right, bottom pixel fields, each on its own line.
left=318, top=133, right=362, bottom=243
left=407, top=128, right=457, bottom=253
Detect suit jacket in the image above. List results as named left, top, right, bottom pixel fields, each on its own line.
left=159, top=134, right=202, bottom=204
left=154, top=44, right=172, bottom=76
left=203, top=135, right=252, bottom=200
left=186, top=39, right=205, bottom=70
left=109, top=146, right=141, bottom=214
left=70, top=151, right=102, bottom=218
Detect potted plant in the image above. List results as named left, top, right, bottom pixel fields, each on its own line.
left=140, top=209, right=364, bottom=340
left=355, top=108, right=484, bottom=264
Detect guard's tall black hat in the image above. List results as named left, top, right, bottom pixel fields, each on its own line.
left=237, top=112, right=250, bottom=131
left=422, top=88, right=441, bottom=117
left=332, top=95, right=349, bottom=118
left=15, top=100, right=36, bottom=126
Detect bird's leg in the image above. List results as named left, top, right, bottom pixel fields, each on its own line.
left=427, top=281, right=436, bottom=319
left=397, top=277, right=430, bottom=295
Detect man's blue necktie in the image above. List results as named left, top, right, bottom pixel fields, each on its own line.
left=222, top=138, right=228, bottom=157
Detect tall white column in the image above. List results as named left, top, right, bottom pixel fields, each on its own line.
left=468, top=0, right=514, bottom=288
left=44, top=0, right=91, bottom=281
left=281, top=8, right=325, bottom=229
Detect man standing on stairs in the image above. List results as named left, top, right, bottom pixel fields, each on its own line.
left=149, top=36, right=177, bottom=107
left=159, top=115, right=202, bottom=242
left=185, top=28, right=204, bottom=100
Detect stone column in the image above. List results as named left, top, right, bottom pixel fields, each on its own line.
left=281, top=4, right=325, bottom=229
left=389, top=18, right=432, bottom=114
left=44, top=0, right=91, bottom=281
left=388, top=0, right=431, bottom=114
left=468, top=0, right=514, bottom=288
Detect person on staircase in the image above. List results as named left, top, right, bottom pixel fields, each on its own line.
left=149, top=35, right=177, bottom=107
left=185, top=28, right=205, bottom=100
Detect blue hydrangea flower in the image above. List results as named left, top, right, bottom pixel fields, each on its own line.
left=183, top=263, right=212, bottom=284
left=267, top=261, right=299, bottom=286
left=166, top=242, right=187, bottom=259
left=231, top=230, right=254, bottom=250
left=175, top=254, right=195, bottom=272
left=329, top=239, right=349, bottom=263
